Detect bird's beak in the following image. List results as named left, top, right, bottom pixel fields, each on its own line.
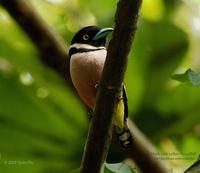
left=92, top=27, right=113, bottom=41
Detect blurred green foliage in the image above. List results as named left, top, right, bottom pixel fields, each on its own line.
left=0, top=0, right=200, bottom=172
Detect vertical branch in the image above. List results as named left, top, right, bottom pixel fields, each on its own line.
left=80, top=1, right=142, bottom=173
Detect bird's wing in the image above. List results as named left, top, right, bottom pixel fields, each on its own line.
left=115, top=85, right=132, bottom=148
left=114, top=84, right=128, bottom=128
left=122, top=85, right=128, bottom=120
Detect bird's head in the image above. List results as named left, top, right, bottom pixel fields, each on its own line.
left=68, top=26, right=113, bottom=58
left=70, top=26, right=113, bottom=47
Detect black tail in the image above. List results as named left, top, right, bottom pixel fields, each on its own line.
left=115, top=122, right=132, bottom=148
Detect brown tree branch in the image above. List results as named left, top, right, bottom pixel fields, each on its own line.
left=80, top=0, right=143, bottom=173
left=1, top=0, right=169, bottom=172
left=0, top=0, right=72, bottom=85
left=126, top=120, right=169, bottom=173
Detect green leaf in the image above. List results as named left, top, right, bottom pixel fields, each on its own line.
left=184, top=157, right=200, bottom=173
left=128, top=19, right=189, bottom=137
left=125, top=19, right=189, bottom=115
left=172, top=69, right=200, bottom=87
left=103, top=162, right=137, bottom=173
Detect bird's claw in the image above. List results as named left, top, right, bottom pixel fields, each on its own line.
left=95, top=83, right=99, bottom=89
left=117, top=95, right=123, bottom=101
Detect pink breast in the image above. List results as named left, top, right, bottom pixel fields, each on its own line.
left=70, top=50, right=106, bottom=109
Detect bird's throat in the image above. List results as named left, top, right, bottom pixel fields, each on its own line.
left=68, top=43, right=105, bottom=59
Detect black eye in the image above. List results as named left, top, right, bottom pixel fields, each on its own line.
left=83, top=34, right=89, bottom=40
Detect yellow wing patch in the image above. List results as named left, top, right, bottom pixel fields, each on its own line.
left=114, top=90, right=125, bottom=129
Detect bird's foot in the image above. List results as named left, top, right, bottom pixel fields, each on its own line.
left=117, top=95, right=123, bottom=101
left=95, top=83, right=99, bottom=89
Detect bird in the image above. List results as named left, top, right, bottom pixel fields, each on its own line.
left=68, top=26, right=132, bottom=148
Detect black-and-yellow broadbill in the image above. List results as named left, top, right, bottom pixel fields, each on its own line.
left=68, top=26, right=132, bottom=148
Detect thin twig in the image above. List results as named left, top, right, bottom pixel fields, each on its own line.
left=80, top=0, right=142, bottom=173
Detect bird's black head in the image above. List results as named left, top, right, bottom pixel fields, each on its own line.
left=70, top=26, right=113, bottom=47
